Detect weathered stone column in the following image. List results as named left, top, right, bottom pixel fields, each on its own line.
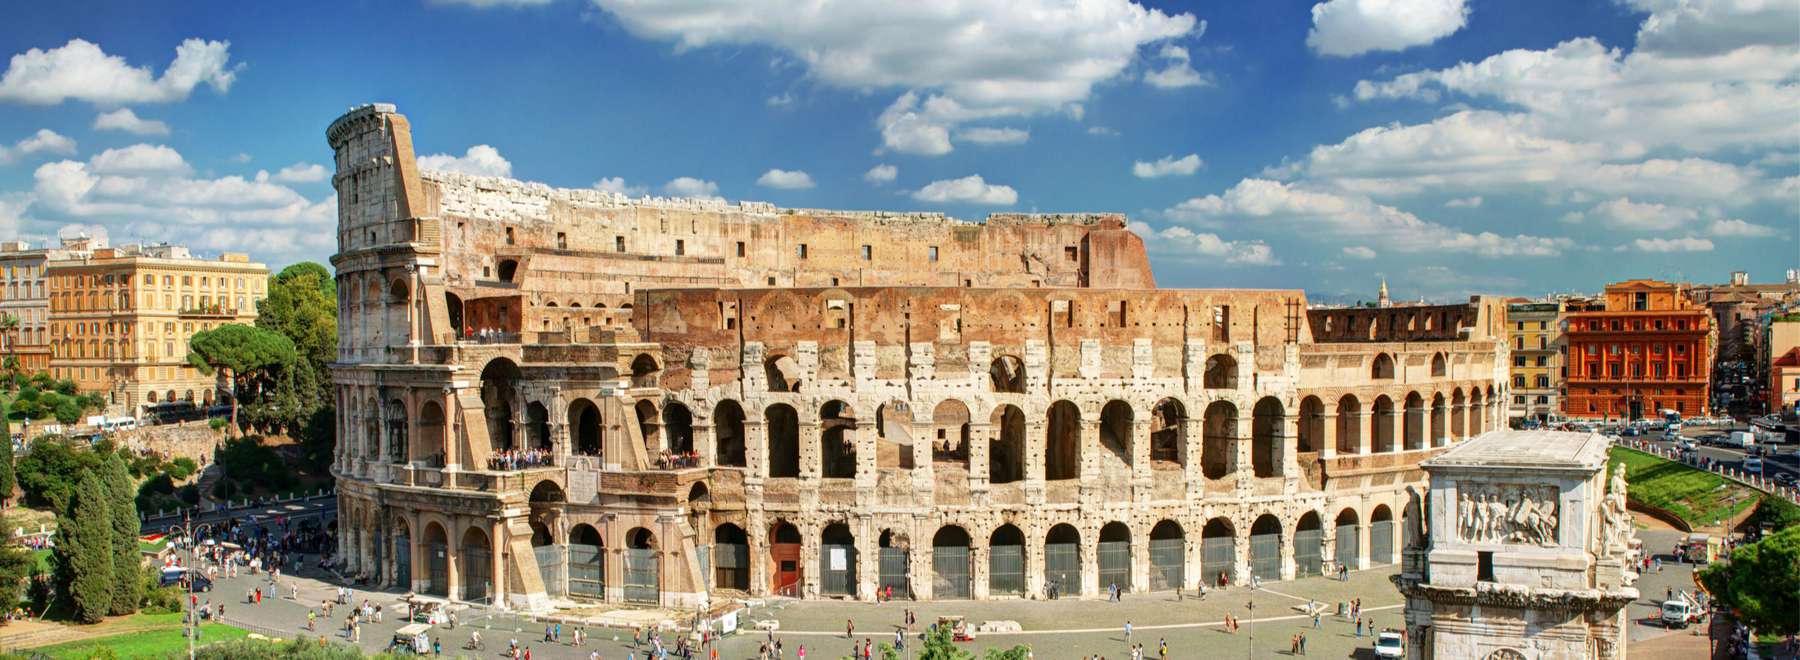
left=1233, top=517, right=1251, bottom=586
left=746, top=511, right=769, bottom=597
left=1357, top=518, right=1372, bottom=570
left=1080, top=525, right=1100, bottom=598
left=1279, top=518, right=1297, bottom=581
left=1024, top=419, right=1046, bottom=505
left=411, top=512, right=426, bottom=593
left=799, top=422, right=821, bottom=480
left=1281, top=413, right=1300, bottom=480
left=491, top=519, right=508, bottom=608
left=1130, top=527, right=1150, bottom=593
left=1131, top=418, right=1153, bottom=503
left=800, top=524, right=820, bottom=599
left=1182, top=413, right=1203, bottom=500
left=1358, top=410, right=1374, bottom=455
left=1320, top=411, right=1339, bottom=460
left=855, top=515, right=877, bottom=601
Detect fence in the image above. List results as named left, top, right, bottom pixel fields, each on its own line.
left=141, top=488, right=338, bottom=525
left=1615, top=439, right=1800, bottom=506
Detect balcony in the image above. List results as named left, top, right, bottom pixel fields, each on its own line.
left=178, top=305, right=238, bottom=319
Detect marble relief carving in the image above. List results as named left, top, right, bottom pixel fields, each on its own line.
left=1457, top=483, right=1559, bottom=546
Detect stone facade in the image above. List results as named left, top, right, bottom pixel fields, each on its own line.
left=1399, top=430, right=1638, bottom=660
left=326, top=104, right=1512, bottom=612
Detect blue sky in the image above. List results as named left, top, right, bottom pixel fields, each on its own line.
left=0, top=0, right=1793, bottom=302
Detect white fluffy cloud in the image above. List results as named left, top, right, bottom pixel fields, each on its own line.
left=590, top=0, right=1197, bottom=155
left=1144, top=44, right=1210, bottom=89
left=1166, top=178, right=1570, bottom=257
left=756, top=168, right=815, bottom=189
left=957, top=127, right=1029, bottom=146
left=863, top=164, right=897, bottom=184
left=1628, top=236, right=1714, bottom=252
left=1707, top=218, right=1780, bottom=238
left=1307, top=0, right=1469, bottom=57
left=92, top=108, right=170, bottom=136
left=0, top=129, right=75, bottom=165
left=0, top=38, right=239, bottom=105
left=662, top=176, right=720, bottom=198
left=417, top=145, right=512, bottom=178
left=1342, top=246, right=1377, bottom=259
left=1132, top=153, right=1202, bottom=178
left=88, top=144, right=189, bottom=176
left=1444, top=196, right=1482, bottom=208
left=911, top=175, right=1017, bottom=205
left=1562, top=197, right=1699, bottom=231
left=592, top=176, right=648, bottom=196
left=1131, top=221, right=1276, bottom=266
left=270, top=163, right=329, bottom=184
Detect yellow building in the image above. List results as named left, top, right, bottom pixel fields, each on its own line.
left=1507, top=300, right=1564, bottom=423
left=46, top=238, right=268, bottom=416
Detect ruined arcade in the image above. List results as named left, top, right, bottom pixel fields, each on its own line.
left=328, top=104, right=1513, bottom=611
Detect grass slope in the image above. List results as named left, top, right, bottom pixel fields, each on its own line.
left=1609, top=447, right=1759, bottom=528
left=25, top=613, right=252, bottom=659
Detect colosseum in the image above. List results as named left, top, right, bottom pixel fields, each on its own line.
left=328, top=104, right=1511, bottom=611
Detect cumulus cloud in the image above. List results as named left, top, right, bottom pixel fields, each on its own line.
left=1144, top=44, right=1210, bottom=89
left=592, top=176, right=647, bottom=196
left=417, top=145, right=512, bottom=178
left=0, top=38, right=239, bottom=105
left=1131, top=221, right=1277, bottom=266
left=957, top=127, right=1029, bottom=146
left=590, top=0, right=1197, bottom=155
left=270, top=163, right=329, bottom=184
left=1565, top=197, right=1699, bottom=231
left=1627, top=236, right=1713, bottom=252
left=1307, top=0, right=1469, bottom=57
left=1708, top=218, right=1780, bottom=238
left=0, top=129, right=75, bottom=165
left=765, top=92, right=794, bottom=107
left=1132, top=153, right=1203, bottom=178
left=92, top=108, right=169, bottom=136
left=88, top=144, right=189, bottom=176
left=1444, top=196, right=1482, bottom=208
left=863, top=164, right=897, bottom=184
left=911, top=175, right=1017, bottom=205
left=662, top=176, right=720, bottom=198
left=1342, top=246, right=1377, bottom=259
left=756, top=168, right=815, bottom=189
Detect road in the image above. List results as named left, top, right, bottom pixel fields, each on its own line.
left=1625, top=423, right=1799, bottom=487
left=141, top=496, right=337, bottom=535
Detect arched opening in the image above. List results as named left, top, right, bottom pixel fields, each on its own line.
left=1470, top=387, right=1486, bottom=435
left=1403, top=392, right=1425, bottom=451
left=1251, top=397, right=1283, bottom=478
left=931, top=399, right=970, bottom=470
left=989, top=355, right=1025, bottom=393
left=989, top=525, right=1026, bottom=597
left=1098, top=522, right=1132, bottom=593
left=1150, top=398, right=1185, bottom=466
left=1370, top=505, right=1395, bottom=565
left=1044, top=401, right=1081, bottom=481
left=630, top=354, right=660, bottom=388
left=528, top=520, right=560, bottom=597
left=764, top=354, right=802, bottom=392
left=1044, top=524, right=1081, bottom=597
left=1334, top=509, right=1361, bottom=572
left=635, top=399, right=661, bottom=452
left=1371, top=395, right=1396, bottom=453
left=528, top=480, right=565, bottom=503
left=1431, top=352, right=1447, bottom=378
left=1297, top=396, right=1324, bottom=453
left=417, top=401, right=445, bottom=466
left=820, top=400, right=857, bottom=479
left=819, top=523, right=858, bottom=597
left=1202, top=401, right=1237, bottom=479
left=713, top=524, right=749, bottom=592
left=1148, top=521, right=1185, bottom=591
left=1204, top=354, right=1237, bottom=389
left=480, top=358, right=522, bottom=453
left=1430, top=393, right=1447, bottom=447
left=392, top=517, right=413, bottom=590
left=1249, top=514, right=1283, bottom=581
left=623, top=528, right=659, bottom=604
left=1451, top=389, right=1467, bottom=440
left=875, top=401, right=915, bottom=471
left=423, top=522, right=449, bottom=597
left=569, top=398, right=601, bottom=458
left=569, top=524, right=605, bottom=598
left=1371, top=353, right=1395, bottom=380
left=1098, top=400, right=1133, bottom=471
left=877, top=530, right=911, bottom=597
left=526, top=402, right=550, bottom=452
left=1403, top=491, right=1426, bottom=551
left=714, top=400, right=747, bottom=467
left=496, top=259, right=518, bottom=283
left=769, top=521, right=802, bottom=595
left=766, top=404, right=800, bottom=478
left=460, top=527, right=493, bottom=603
left=1336, top=395, right=1361, bottom=454
left=989, top=405, right=1026, bottom=484
left=445, top=292, right=464, bottom=338
left=1201, top=519, right=1235, bottom=587
left=931, top=526, right=971, bottom=599
left=663, top=402, right=694, bottom=456
left=1294, top=512, right=1323, bottom=577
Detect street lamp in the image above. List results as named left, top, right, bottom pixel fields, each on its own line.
left=169, top=513, right=215, bottom=660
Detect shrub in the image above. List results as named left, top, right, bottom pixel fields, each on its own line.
left=178, top=485, right=201, bottom=506
left=209, top=418, right=229, bottom=432
left=166, top=457, right=198, bottom=481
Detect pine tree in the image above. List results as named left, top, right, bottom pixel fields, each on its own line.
left=101, top=452, right=141, bottom=615
left=52, top=472, right=114, bottom=623
left=0, top=415, right=15, bottom=509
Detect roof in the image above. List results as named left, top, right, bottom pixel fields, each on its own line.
left=1422, top=430, right=1609, bottom=472
left=1775, top=347, right=1800, bottom=368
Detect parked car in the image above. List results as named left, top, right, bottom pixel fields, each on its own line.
left=1743, top=457, right=1763, bottom=474
left=1374, top=631, right=1406, bottom=658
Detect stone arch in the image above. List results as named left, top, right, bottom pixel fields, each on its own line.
left=1251, top=397, right=1283, bottom=478
left=445, top=292, right=464, bottom=337
left=1370, top=504, right=1396, bottom=565
left=635, top=399, right=661, bottom=451
left=764, top=353, right=802, bottom=392
left=1469, top=387, right=1485, bottom=435
left=1148, top=520, right=1185, bottom=591
left=989, top=524, right=1026, bottom=597
left=1451, top=388, right=1467, bottom=439
left=931, top=525, right=972, bottom=599
left=819, top=400, right=857, bottom=478
left=819, top=523, right=858, bottom=597
left=989, top=404, right=1026, bottom=484
left=1201, top=518, right=1235, bottom=587
left=1044, top=400, right=1081, bottom=481
left=528, top=480, right=565, bottom=503
left=1150, top=397, right=1185, bottom=466
left=630, top=353, right=660, bottom=388
left=714, top=400, right=747, bottom=467
left=713, top=523, right=750, bottom=591
left=769, top=520, right=803, bottom=595
left=1297, top=396, right=1325, bottom=453
left=1334, top=508, right=1361, bottom=570
left=1430, top=392, right=1447, bottom=447
left=1098, top=400, right=1134, bottom=469
left=1043, top=523, right=1082, bottom=595
left=663, top=401, right=694, bottom=455
left=765, top=403, right=801, bottom=478
left=1404, top=392, right=1426, bottom=451
left=1204, top=354, right=1237, bottom=389
left=932, top=399, right=971, bottom=469
left=1371, top=395, right=1396, bottom=453
left=1098, top=521, right=1133, bottom=592
left=1371, top=353, right=1396, bottom=379
left=1336, top=394, right=1362, bottom=454
left=496, top=259, right=518, bottom=283
left=422, top=521, right=450, bottom=597
left=526, top=401, right=551, bottom=451
left=1202, top=400, right=1237, bottom=479
left=459, top=526, right=494, bottom=603
left=1431, top=352, right=1447, bottom=378
left=568, top=398, right=602, bottom=457
left=875, top=400, right=914, bottom=470
left=417, top=400, right=445, bottom=465
left=989, top=355, right=1025, bottom=393
left=1295, top=511, right=1324, bottom=577
left=479, top=357, right=523, bottom=452
left=569, top=523, right=605, bottom=598
left=1248, top=514, right=1284, bottom=581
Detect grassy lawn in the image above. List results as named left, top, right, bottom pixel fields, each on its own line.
left=27, top=612, right=253, bottom=659
left=1609, top=447, right=1760, bottom=528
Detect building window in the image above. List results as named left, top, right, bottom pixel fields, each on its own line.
left=675, top=240, right=685, bottom=256
left=735, top=241, right=745, bottom=257
left=615, top=236, right=626, bottom=252
left=860, top=245, right=872, bottom=260
left=556, top=232, right=567, bottom=249
left=1535, top=356, right=1547, bottom=367
left=1065, top=246, right=1078, bottom=261
left=1514, top=395, right=1525, bottom=404
left=928, top=246, right=939, bottom=262
left=505, top=227, right=515, bottom=245
left=797, top=244, right=809, bottom=259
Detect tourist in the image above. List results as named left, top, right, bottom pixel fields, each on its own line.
left=846, top=619, right=854, bottom=639
left=1124, top=620, right=1132, bottom=645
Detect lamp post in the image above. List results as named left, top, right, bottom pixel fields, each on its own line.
left=171, top=513, right=215, bottom=660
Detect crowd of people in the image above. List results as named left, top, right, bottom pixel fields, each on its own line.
left=489, top=448, right=555, bottom=471
left=656, top=450, right=701, bottom=470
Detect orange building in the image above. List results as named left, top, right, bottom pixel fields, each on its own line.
left=1562, top=279, right=1714, bottom=420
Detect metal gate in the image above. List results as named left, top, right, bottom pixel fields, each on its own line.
left=716, top=543, right=750, bottom=592
left=878, top=548, right=909, bottom=596
left=932, top=546, right=970, bottom=599
left=697, top=546, right=712, bottom=592
left=426, top=543, right=448, bottom=596
left=1044, top=543, right=1080, bottom=596
left=1098, top=541, right=1132, bottom=593
left=1148, top=538, right=1184, bottom=591
left=819, top=544, right=856, bottom=597
left=534, top=544, right=565, bottom=597
left=988, top=545, right=1024, bottom=596
left=1250, top=531, right=1280, bottom=581
left=1294, top=529, right=1323, bottom=578
left=394, top=534, right=410, bottom=589
left=462, top=546, right=491, bottom=603
left=624, top=548, right=660, bottom=604
left=1335, top=524, right=1359, bottom=571
left=1201, top=536, right=1234, bottom=586
left=569, top=543, right=604, bottom=598
left=1370, top=520, right=1394, bottom=565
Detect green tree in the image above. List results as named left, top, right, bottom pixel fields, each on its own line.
left=15, top=436, right=105, bottom=510
left=52, top=472, right=114, bottom=623
left=186, top=324, right=298, bottom=431
left=916, top=624, right=973, bottom=660
left=0, top=415, right=15, bottom=509
left=0, top=516, right=32, bottom=613
left=251, top=263, right=337, bottom=438
left=1699, top=525, right=1800, bottom=637
left=100, top=452, right=141, bottom=615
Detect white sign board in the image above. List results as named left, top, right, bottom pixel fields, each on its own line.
left=829, top=547, right=847, bottom=571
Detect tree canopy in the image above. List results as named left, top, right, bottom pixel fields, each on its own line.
left=1699, top=525, right=1800, bottom=636
left=187, top=324, right=299, bottom=429
left=54, top=472, right=114, bottom=623
left=257, top=262, right=337, bottom=385
left=16, top=436, right=108, bottom=510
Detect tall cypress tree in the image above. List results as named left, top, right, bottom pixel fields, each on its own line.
left=101, top=452, right=141, bottom=614
left=53, top=472, right=113, bottom=623
left=0, top=416, right=15, bottom=509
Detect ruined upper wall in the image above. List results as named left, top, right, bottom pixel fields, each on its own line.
left=1306, top=297, right=1508, bottom=344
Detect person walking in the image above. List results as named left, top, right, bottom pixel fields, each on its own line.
left=1124, top=620, right=1133, bottom=645
left=1291, top=634, right=1301, bottom=655
left=1313, top=611, right=1321, bottom=628
left=846, top=619, right=855, bottom=639
left=1355, top=618, right=1363, bottom=638
left=1300, top=632, right=1308, bottom=655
